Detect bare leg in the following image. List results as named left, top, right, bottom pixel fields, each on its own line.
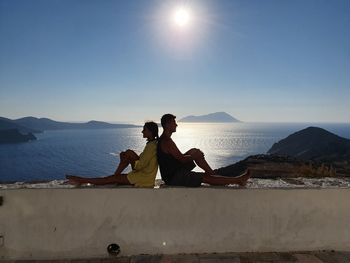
left=66, top=174, right=131, bottom=186
left=203, top=170, right=251, bottom=186
left=66, top=149, right=139, bottom=186
left=114, top=150, right=139, bottom=175
left=186, top=148, right=214, bottom=175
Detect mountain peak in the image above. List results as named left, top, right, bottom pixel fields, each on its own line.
left=179, top=112, right=240, bottom=123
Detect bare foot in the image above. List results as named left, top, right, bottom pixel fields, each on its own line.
left=237, top=170, right=251, bottom=187
left=65, top=175, right=84, bottom=185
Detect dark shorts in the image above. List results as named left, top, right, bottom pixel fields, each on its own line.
left=168, top=161, right=203, bottom=187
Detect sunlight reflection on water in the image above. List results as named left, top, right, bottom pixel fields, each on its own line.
left=173, top=123, right=286, bottom=170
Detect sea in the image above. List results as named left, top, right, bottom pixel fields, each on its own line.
left=1, top=122, right=350, bottom=184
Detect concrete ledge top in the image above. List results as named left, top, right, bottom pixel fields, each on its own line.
left=2, top=177, right=350, bottom=190
left=2, top=184, right=350, bottom=192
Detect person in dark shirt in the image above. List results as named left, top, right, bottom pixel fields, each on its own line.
left=157, top=114, right=251, bottom=187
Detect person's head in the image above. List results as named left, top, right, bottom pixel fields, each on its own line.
left=142, top=121, right=159, bottom=141
left=161, top=114, right=177, bottom=133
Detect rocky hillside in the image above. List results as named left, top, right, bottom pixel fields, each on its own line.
left=216, top=154, right=349, bottom=178
left=267, top=127, right=350, bottom=162
left=13, top=117, right=138, bottom=131
left=0, top=117, right=41, bottom=133
left=216, top=127, right=350, bottom=178
left=0, top=129, right=37, bottom=144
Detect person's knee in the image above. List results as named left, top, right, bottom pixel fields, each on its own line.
left=125, top=149, right=138, bottom=161
left=125, top=149, right=133, bottom=157
left=191, top=149, right=204, bottom=160
left=120, top=151, right=126, bottom=158
left=187, top=148, right=199, bottom=155
left=120, top=150, right=132, bottom=161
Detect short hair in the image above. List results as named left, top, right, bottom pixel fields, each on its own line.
left=161, top=114, right=176, bottom=128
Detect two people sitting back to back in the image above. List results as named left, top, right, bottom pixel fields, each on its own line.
left=66, top=114, right=251, bottom=187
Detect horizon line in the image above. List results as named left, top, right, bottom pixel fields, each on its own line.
left=1, top=115, right=350, bottom=125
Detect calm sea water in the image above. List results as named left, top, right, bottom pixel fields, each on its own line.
left=1, top=122, right=350, bottom=183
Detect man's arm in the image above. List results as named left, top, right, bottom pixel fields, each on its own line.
left=163, top=139, right=193, bottom=163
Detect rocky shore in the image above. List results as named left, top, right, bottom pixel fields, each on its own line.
left=216, top=154, right=350, bottom=179
left=0, top=128, right=36, bottom=144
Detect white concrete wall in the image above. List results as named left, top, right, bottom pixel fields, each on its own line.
left=1, top=188, right=350, bottom=260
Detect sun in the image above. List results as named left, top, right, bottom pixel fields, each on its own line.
left=173, top=7, right=191, bottom=27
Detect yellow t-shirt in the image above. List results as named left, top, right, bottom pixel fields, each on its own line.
left=127, top=140, right=158, bottom=187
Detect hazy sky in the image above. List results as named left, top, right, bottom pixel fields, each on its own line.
left=1, top=0, right=349, bottom=123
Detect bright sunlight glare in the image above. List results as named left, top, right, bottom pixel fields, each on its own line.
left=173, top=7, right=191, bottom=27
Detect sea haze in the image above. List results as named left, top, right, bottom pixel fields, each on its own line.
left=1, top=123, right=350, bottom=183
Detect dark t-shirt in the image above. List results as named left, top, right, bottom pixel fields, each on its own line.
left=157, top=136, right=193, bottom=178
left=157, top=135, right=203, bottom=187
left=157, top=136, right=183, bottom=183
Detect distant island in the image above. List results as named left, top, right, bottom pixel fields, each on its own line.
left=0, top=129, right=36, bottom=144
left=0, top=116, right=139, bottom=133
left=0, top=116, right=139, bottom=144
left=0, top=117, right=40, bottom=134
left=179, top=112, right=241, bottom=123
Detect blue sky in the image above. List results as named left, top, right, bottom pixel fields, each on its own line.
left=1, top=0, right=349, bottom=123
